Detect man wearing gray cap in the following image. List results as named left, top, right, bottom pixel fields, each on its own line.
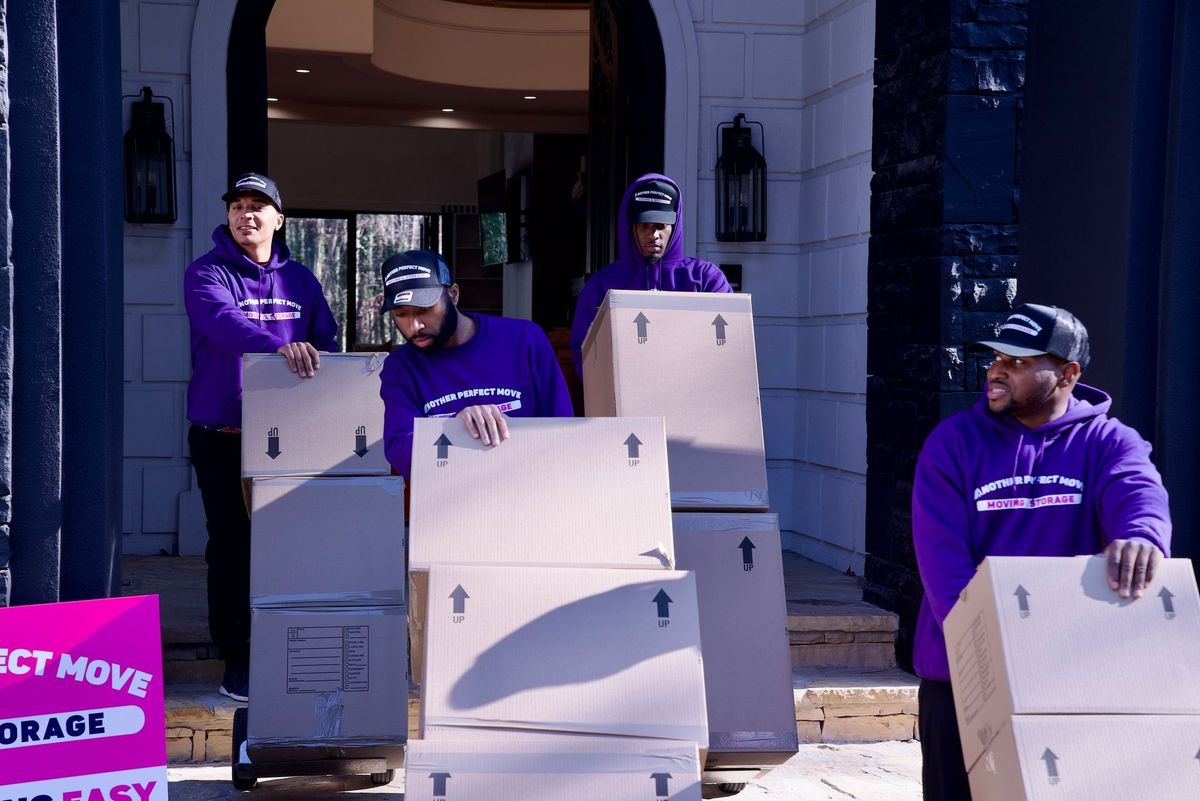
left=910, top=303, right=1171, bottom=799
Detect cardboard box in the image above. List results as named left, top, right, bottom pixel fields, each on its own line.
left=418, top=564, right=708, bottom=746
left=968, top=715, right=1200, bottom=801
left=945, top=555, right=1200, bottom=771
left=248, top=604, right=407, bottom=765
left=673, top=513, right=797, bottom=768
left=241, top=352, right=389, bottom=477
left=405, top=735, right=702, bottom=800
left=581, top=290, right=768, bottom=511
left=250, top=477, right=406, bottom=605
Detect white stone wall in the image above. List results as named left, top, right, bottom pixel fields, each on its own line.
left=121, top=0, right=201, bottom=554
left=690, top=0, right=874, bottom=573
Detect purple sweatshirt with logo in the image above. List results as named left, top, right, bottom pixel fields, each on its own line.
left=570, top=173, right=732, bottom=378
left=380, top=312, right=575, bottom=480
left=184, top=225, right=339, bottom=429
left=911, top=383, right=1171, bottom=682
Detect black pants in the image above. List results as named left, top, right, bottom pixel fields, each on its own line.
left=919, top=679, right=972, bottom=801
left=188, top=425, right=250, bottom=668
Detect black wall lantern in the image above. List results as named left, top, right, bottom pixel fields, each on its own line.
left=716, top=113, right=767, bottom=242
left=123, top=87, right=177, bottom=224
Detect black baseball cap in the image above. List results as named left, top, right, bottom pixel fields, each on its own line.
left=379, top=250, right=453, bottom=312
left=628, top=178, right=679, bottom=225
left=974, top=303, right=1091, bottom=370
left=222, top=172, right=283, bottom=212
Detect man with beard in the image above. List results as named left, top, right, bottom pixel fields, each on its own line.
left=911, top=303, right=1171, bottom=800
left=379, top=249, right=574, bottom=480
left=569, top=173, right=731, bottom=379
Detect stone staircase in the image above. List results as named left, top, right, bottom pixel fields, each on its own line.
left=125, top=552, right=918, bottom=765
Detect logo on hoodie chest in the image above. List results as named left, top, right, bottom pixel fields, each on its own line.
left=239, top=297, right=302, bottom=321
left=973, top=474, right=1085, bottom=512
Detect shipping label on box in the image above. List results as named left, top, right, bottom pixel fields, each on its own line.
left=945, top=555, right=1200, bottom=770
left=248, top=604, right=407, bottom=759
left=420, top=565, right=708, bottom=746
left=673, top=513, right=797, bottom=766
left=405, top=735, right=702, bottom=800
left=969, top=715, right=1200, bottom=801
left=242, top=352, right=389, bottom=477
left=250, top=477, right=406, bottom=606
left=581, top=290, right=768, bottom=511
left=409, top=416, right=674, bottom=572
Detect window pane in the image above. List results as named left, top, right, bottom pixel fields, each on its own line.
left=285, top=217, right=348, bottom=351
left=356, top=213, right=429, bottom=346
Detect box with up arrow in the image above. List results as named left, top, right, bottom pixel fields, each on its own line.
left=944, top=555, right=1200, bottom=789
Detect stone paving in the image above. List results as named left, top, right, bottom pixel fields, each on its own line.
left=165, top=741, right=923, bottom=800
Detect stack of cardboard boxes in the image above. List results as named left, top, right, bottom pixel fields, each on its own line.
left=240, top=352, right=408, bottom=770
left=582, top=290, right=799, bottom=784
left=945, top=555, right=1200, bottom=800
left=406, top=416, right=706, bottom=799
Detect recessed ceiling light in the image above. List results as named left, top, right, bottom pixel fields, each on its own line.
left=267, top=97, right=279, bottom=102
left=295, top=68, right=310, bottom=74
left=442, top=108, right=455, bottom=112
left=523, top=95, right=537, bottom=100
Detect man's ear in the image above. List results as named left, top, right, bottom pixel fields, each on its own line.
left=275, top=214, right=285, bottom=231
left=1061, top=361, right=1081, bottom=387
left=448, top=284, right=460, bottom=306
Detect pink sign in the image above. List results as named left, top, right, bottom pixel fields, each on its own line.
left=0, top=595, right=167, bottom=801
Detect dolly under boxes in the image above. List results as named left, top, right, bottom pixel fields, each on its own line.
left=673, top=513, right=797, bottom=775
left=582, top=290, right=768, bottom=510
left=407, top=416, right=676, bottom=682
left=405, top=735, right=703, bottom=800
left=241, top=352, right=389, bottom=477
left=944, top=555, right=1200, bottom=797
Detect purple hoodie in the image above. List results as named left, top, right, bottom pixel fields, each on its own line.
left=911, top=383, right=1171, bottom=681
left=570, top=173, right=731, bottom=378
left=380, top=312, right=574, bottom=480
left=184, top=225, right=339, bottom=429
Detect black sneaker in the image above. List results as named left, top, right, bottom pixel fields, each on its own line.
left=219, top=663, right=249, bottom=703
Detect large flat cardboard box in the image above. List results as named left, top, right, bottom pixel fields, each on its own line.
left=405, top=735, right=702, bottom=800
left=673, top=513, right=797, bottom=769
left=968, top=715, right=1200, bottom=801
left=419, top=564, right=708, bottom=746
left=581, top=290, right=768, bottom=511
left=945, top=555, right=1200, bottom=771
left=242, top=352, right=389, bottom=476
left=248, top=603, right=407, bottom=765
left=250, top=477, right=406, bottom=605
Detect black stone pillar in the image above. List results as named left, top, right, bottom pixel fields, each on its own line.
left=8, top=0, right=64, bottom=605
left=867, top=0, right=1026, bottom=669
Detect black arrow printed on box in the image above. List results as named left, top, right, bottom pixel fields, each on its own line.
left=1159, top=586, right=1176, bottom=617
left=712, top=314, right=728, bottom=345
left=738, top=536, right=756, bottom=567
left=266, top=428, right=281, bottom=460
left=625, top=433, right=642, bottom=459
left=430, top=772, right=451, bottom=796
left=634, top=312, right=650, bottom=343
left=354, top=427, right=369, bottom=458
left=1014, top=585, right=1031, bottom=615
left=653, top=589, right=673, bottom=618
left=651, top=772, right=672, bottom=797
left=1041, top=748, right=1059, bottom=781
left=435, top=433, right=452, bottom=460
left=449, top=585, right=469, bottom=614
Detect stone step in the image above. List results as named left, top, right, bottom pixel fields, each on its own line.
left=793, top=666, right=919, bottom=744
left=165, top=667, right=920, bottom=765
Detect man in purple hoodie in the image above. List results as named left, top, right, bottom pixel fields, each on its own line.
left=912, top=303, right=1170, bottom=800
left=184, top=172, right=338, bottom=702
left=378, top=250, right=574, bottom=481
left=570, top=174, right=732, bottom=379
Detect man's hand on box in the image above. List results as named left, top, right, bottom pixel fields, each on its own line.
left=277, top=341, right=321, bottom=378
left=457, top=405, right=510, bottom=447
left=1104, top=537, right=1163, bottom=600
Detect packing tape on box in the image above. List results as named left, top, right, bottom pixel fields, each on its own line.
left=405, top=749, right=699, bottom=775
left=709, top=730, right=800, bottom=752
left=251, top=589, right=407, bottom=608
left=671, top=490, right=770, bottom=510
